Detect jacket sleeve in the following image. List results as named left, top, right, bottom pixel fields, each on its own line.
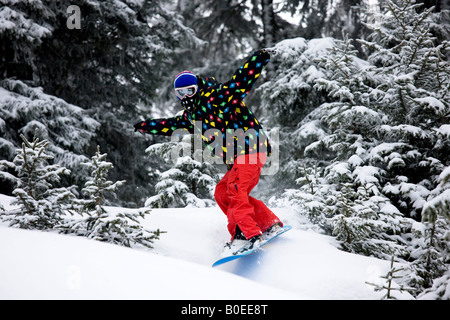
left=219, top=49, right=270, bottom=100
left=136, top=111, right=194, bottom=136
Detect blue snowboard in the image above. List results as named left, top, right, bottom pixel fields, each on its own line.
left=212, top=225, right=292, bottom=267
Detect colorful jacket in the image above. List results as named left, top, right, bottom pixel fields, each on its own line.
left=137, top=49, right=271, bottom=167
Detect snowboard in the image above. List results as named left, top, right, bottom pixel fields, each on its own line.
left=212, top=225, right=292, bottom=267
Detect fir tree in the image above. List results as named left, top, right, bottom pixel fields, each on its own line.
left=279, top=0, right=448, bottom=296
left=60, top=146, right=161, bottom=249
left=0, top=79, right=99, bottom=195
left=0, top=0, right=53, bottom=80
left=405, top=165, right=450, bottom=294
left=80, top=146, right=126, bottom=215
left=0, top=133, right=76, bottom=230
left=0, top=0, right=201, bottom=206
left=366, top=255, right=416, bottom=299
left=264, top=0, right=448, bottom=281
left=418, top=269, right=450, bottom=299
left=145, top=135, right=219, bottom=208
left=329, top=181, right=411, bottom=259
left=308, top=0, right=450, bottom=219
left=256, top=37, right=336, bottom=198
left=309, top=0, right=448, bottom=216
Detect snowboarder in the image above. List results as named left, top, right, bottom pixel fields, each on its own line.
left=134, top=49, right=283, bottom=250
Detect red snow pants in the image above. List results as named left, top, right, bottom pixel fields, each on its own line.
left=214, top=153, right=283, bottom=241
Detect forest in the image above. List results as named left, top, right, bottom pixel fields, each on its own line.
left=0, top=0, right=449, bottom=299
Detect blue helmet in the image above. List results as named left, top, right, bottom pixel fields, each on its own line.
left=174, top=71, right=198, bottom=88
left=174, top=71, right=198, bottom=100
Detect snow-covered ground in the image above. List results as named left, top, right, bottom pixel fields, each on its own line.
left=0, top=194, right=413, bottom=300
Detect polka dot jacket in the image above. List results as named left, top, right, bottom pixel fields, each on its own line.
left=136, top=49, right=272, bottom=167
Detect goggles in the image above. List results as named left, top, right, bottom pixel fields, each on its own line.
left=175, top=84, right=198, bottom=99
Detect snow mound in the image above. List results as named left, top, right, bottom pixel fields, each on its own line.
left=0, top=224, right=300, bottom=300
left=124, top=205, right=413, bottom=299
left=0, top=195, right=413, bottom=299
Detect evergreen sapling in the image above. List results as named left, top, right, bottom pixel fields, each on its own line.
left=366, top=255, right=416, bottom=299
left=145, top=135, right=218, bottom=208
left=61, top=146, right=162, bottom=249
left=0, top=133, right=76, bottom=230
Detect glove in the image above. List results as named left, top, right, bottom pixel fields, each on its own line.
left=134, top=121, right=147, bottom=134
left=181, top=97, right=196, bottom=113
left=263, top=47, right=278, bottom=56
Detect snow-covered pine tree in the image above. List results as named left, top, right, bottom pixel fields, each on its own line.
left=80, top=146, right=126, bottom=216
left=0, top=0, right=53, bottom=80
left=422, top=165, right=450, bottom=231
left=366, top=255, right=416, bottom=299
left=357, top=0, right=450, bottom=219
left=266, top=0, right=449, bottom=266
left=0, top=133, right=76, bottom=230
left=294, top=0, right=448, bottom=293
left=145, top=135, right=219, bottom=208
left=314, top=4, right=447, bottom=203
left=289, top=164, right=330, bottom=226
left=0, top=1, right=99, bottom=194
left=327, top=179, right=411, bottom=259
left=405, top=165, right=450, bottom=296
left=417, top=269, right=450, bottom=300
left=263, top=33, right=413, bottom=259
left=259, top=37, right=336, bottom=128
left=1, top=0, right=202, bottom=206
left=256, top=37, right=336, bottom=199
left=0, top=80, right=99, bottom=195
left=59, top=146, right=161, bottom=249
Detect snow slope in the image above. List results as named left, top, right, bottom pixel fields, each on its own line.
left=0, top=194, right=413, bottom=300
left=0, top=225, right=301, bottom=300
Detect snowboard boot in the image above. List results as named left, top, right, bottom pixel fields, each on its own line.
left=224, top=225, right=247, bottom=251
left=233, top=225, right=247, bottom=240
left=265, top=222, right=281, bottom=236
left=224, top=225, right=264, bottom=255
left=234, top=234, right=263, bottom=255
left=248, top=234, right=263, bottom=248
